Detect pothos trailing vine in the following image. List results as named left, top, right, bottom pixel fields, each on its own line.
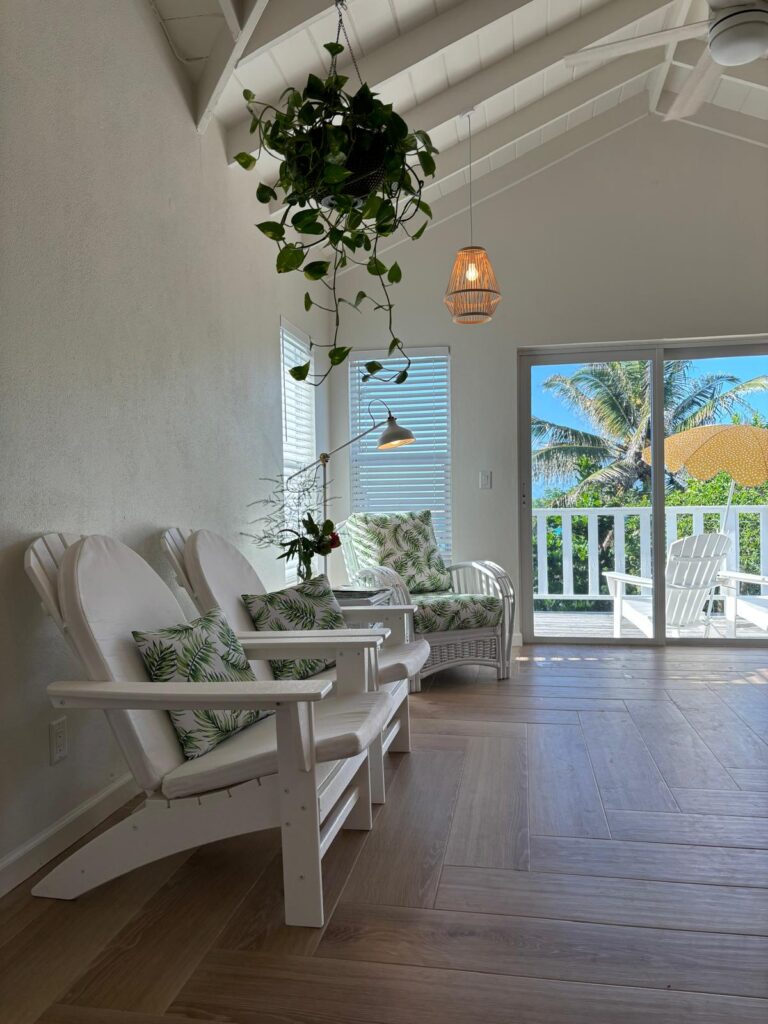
left=234, top=0, right=437, bottom=387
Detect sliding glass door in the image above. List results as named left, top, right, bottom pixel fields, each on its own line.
left=519, top=340, right=768, bottom=645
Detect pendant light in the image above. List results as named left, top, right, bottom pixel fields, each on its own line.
left=443, top=110, right=501, bottom=325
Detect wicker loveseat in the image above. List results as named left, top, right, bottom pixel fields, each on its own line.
left=339, top=511, right=515, bottom=685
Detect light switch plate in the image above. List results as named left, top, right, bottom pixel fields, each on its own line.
left=479, top=470, right=492, bottom=490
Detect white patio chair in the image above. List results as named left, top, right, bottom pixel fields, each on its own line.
left=338, top=514, right=515, bottom=681
left=161, top=528, right=426, bottom=802
left=604, top=532, right=731, bottom=638
left=24, top=533, right=392, bottom=926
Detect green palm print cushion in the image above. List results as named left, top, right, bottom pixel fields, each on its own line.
left=345, top=510, right=451, bottom=593
left=132, top=607, right=269, bottom=760
left=411, top=592, right=503, bottom=633
left=242, top=575, right=346, bottom=681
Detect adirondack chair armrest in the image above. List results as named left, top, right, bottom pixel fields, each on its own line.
left=341, top=605, right=415, bottom=644
left=717, top=570, right=768, bottom=588
left=237, top=629, right=388, bottom=659
left=604, top=571, right=654, bottom=596
left=47, top=678, right=333, bottom=711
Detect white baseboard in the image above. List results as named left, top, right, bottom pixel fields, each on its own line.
left=0, top=773, right=139, bottom=899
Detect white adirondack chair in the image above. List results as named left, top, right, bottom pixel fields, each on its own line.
left=605, top=532, right=731, bottom=638
left=161, top=528, right=427, bottom=803
left=24, top=533, right=393, bottom=926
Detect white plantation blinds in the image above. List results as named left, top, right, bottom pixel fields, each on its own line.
left=348, top=349, right=452, bottom=559
left=281, top=320, right=316, bottom=582
left=281, top=321, right=316, bottom=479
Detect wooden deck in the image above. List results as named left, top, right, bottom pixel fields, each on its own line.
left=535, top=610, right=768, bottom=640
left=2, top=644, right=768, bottom=1023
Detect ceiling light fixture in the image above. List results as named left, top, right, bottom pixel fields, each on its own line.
left=443, top=110, right=501, bottom=325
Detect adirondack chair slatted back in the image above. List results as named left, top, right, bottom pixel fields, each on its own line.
left=163, top=529, right=274, bottom=682
left=27, top=534, right=186, bottom=792
left=665, top=532, right=730, bottom=629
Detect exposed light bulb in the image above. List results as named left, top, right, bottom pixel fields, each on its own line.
left=465, top=262, right=479, bottom=282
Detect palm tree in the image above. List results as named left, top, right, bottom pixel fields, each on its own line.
left=532, top=360, right=768, bottom=503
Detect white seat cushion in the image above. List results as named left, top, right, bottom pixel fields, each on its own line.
left=162, top=690, right=393, bottom=798
left=377, top=638, right=430, bottom=683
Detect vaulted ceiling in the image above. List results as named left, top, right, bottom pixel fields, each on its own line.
left=152, top=0, right=767, bottom=218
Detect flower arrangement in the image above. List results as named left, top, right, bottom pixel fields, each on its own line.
left=234, top=2, right=437, bottom=387
left=278, top=513, right=341, bottom=582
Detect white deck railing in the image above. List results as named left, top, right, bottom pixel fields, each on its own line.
left=533, top=504, right=768, bottom=600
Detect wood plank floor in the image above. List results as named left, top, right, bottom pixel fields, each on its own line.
left=3, top=644, right=768, bottom=1023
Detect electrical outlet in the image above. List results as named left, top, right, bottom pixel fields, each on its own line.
left=49, top=717, right=68, bottom=764
left=479, top=470, right=492, bottom=490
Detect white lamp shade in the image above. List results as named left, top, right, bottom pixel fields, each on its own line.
left=377, top=414, right=415, bottom=449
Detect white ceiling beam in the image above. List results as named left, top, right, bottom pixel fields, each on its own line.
left=431, top=49, right=662, bottom=191
left=647, top=0, right=692, bottom=113
left=363, top=94, right=650, bottom=259
left=339, top=0, right=533, bottom=90
left=196, top=0, right=270, bottom=133
left=217, top=0, right=242, bottom=39
left=238, top=0, right=336, bottom=66
left=655, top=92, right=768, bottom=146
left=402, top=0, right=673, bottom=134
left=672, top=39, right=768, bottom=91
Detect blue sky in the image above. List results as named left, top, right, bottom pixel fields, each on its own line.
left=531, top=353, right=768, bottom=496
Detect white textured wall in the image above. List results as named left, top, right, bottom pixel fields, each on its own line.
left=327, top=115, right=768, bottom=593
left=0, top=2, right=329, bottom=866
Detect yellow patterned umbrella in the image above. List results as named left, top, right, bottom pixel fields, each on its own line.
left=642, top=424, right=768, bottom=486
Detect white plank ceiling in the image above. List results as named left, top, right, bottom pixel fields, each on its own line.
left=152, top=0, right=768, bottom=210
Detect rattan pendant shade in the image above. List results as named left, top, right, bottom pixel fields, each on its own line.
left=444, top=245, right=501, bottom=324
left=443, top=111, right=501, bottom=325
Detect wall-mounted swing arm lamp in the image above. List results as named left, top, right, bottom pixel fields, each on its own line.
left=286, top=400, right=415, bottom=571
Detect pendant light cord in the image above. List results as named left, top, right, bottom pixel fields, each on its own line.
left=330, top=1, right=363, bottom=85
left=466, top=111, right=474, bottom=246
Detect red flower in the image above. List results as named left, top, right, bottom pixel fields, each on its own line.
left=329, top=532, right=341, bottom=550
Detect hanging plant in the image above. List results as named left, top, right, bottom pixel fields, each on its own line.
left=234, top=1, right=437, bottom=387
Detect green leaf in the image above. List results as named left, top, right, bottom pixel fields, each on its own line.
left=323, top=41, right=344, bottom=56
left=323, top=163, right=351, bottom=183
left=417, top=199, right=433, bottom=217
left=234, top=152, right=257, bottom=171
left=257, top=220, right=285, bottom=241
left=364, top=360, right=383, bottom=375
left=361, top=195, right=382, bottom=219
left=276, top=244, right=305, bottom=273
left=412, top=221, right=428, bottom=240
left=304, top=291, right=313, bottom=311
left=329, top=346, right=352, bottom=366
left=395, top=370, right=409, bottom=384
left=387, top=262, right=402, bottom=284
left=256, top=182, right=277, bottom=203
left=354, top=290, right=367, bottom=307
left=291, top=209, right=324, bottom=234
left=388, top=338, right=402, bottom=355
left=290, top=361, right=311, bottom=381
left=303, top=260, right=330, bottom=281
left=304, top=73, right=326, bottom=101
left=243, top=89, right=255, bottom=102
left=367, top=257, right=386, bottom=276
left=418, top=151, right=436, bottom=177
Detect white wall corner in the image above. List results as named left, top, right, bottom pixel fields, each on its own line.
left=0, top=773, right=139, bottom=899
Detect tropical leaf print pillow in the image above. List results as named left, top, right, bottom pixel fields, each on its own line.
left=242, top=575, right=346, bottom=681
left=345, top=511, right=451, bottom=593
left=132, top=607, right=269, bottom=760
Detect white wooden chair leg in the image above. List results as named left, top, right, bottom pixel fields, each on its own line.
left=343, top=756, right=373, bottom=830
left=409, top=671, right=421, bottom=694
left=276, top=703, right=324, bottom=927
left=613, top=590, right=623, bottom=638
left=368, top=733, right=387, bottom=804
left=388, top=699, right=411, bottom=753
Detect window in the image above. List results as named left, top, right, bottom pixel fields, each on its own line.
left=280, top=319, right=316, bottom=580
left=348, top=348, right=452, bottom=558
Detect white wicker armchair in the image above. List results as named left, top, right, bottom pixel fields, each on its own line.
left=339, top=516, right=515, bottom=682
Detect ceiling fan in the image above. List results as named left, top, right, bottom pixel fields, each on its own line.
left=565, top=2, right=768, bottom=120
